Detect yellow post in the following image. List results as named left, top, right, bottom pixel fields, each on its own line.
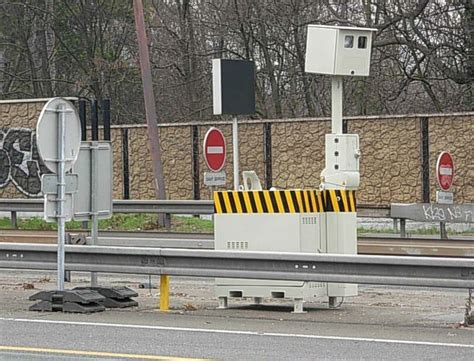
left=159, top=274, right=170, bottom=311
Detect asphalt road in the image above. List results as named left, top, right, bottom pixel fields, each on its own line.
left=1, top=317, right=473, bottom=361
left=1, top=271, right=473, bottom=360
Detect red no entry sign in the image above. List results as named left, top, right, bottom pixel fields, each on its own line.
left=203, top=127, right=226, bottom=172
left=436, top=151, right=454, bottom=191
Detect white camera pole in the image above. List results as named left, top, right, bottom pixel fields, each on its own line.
left=232, top=116, right=239, bottom=190
left=331, top=76, right=343, bottom=134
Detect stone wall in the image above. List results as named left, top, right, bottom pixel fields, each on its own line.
left=349, top=117, right=423, bottom=204
left=272, top=120, right=329, bottom=189
left=1, top=99, right=473, bottom=206
left=0, top=100, right=47, bottom=198
left=429, top=114, right=474, bottom=204
left=118, top=114, right=473, bottom=205
left=126, top=125, right=194, bottom=199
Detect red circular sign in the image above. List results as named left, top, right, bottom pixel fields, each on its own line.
left=203, top=127, right=226, bottom=172
left=436, top=151, right=454, bottom=191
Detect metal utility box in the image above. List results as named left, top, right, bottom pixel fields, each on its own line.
left=305, top=25, right=376, bottom=77
left=326, top=212, right=358, bottom=297
left=215, top=212, right=327, bottom=299
left=214, top=189, right=358, bottom=311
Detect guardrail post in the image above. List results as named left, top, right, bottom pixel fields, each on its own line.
left=440, top=222, right=448, bottom=239
left=11, top=211, right=18, bottom=229
left=159, top=274, right=170, bottom=311
left=393, top=218, right=398, bottom=233
left=400, top=218, right=406, bottom=238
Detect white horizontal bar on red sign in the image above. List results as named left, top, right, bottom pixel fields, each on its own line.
left=207, top=146, right=224, bottom=154
left=439, top=167, right=453, bottom=175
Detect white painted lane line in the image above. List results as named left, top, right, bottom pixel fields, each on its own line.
left=1, top=317, right=472, bottom=349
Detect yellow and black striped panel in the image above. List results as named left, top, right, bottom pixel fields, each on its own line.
left=321, top=189, right=356, bottom=212
left=214, top=190, right=324, bottom=214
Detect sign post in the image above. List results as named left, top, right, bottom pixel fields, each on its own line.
left=36, top=98, right=81, bottom=291
left=232, top=117, right=239, bottom=190
left=31, top=98, right=135, bottom=313
left=212, top=59, right=255, bottom=190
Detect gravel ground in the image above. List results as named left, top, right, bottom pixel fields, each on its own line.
left=1, top=270, right=472, bottom=331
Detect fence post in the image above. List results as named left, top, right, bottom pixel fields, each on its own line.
left=91, top=100, right=99, bottom=141
left=420, top=117, right=430, bottom=203
left=102, top=99, right=111, bottom=141
left=263, top=123, right=272, bottom=190
left=79, top=99, right=87, bottom=141
left=192, top=125, right=200, bottom=200
left=122, top=128, right=130, bottom=200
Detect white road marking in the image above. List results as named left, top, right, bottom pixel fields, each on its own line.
left=0, top=317, right=472, bottom=349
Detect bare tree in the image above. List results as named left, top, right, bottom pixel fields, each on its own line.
left=1, top=0, right=471, bottom=119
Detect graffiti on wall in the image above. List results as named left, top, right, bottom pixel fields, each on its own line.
left=0, top=128, right=49, bottom=197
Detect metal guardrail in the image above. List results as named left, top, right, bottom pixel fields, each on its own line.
left=0, top=199, right=44, bottom=212
left=113, top=199, right=215, bottom=214
left=2, top=230, right=474, bottom=257
left=391, top=203, right=474, bottom=223
left=0, top=199, right=215, bottom=215
left=0, top=198, right=389, bottom=217
left=1, top=243, right=473, bottom=288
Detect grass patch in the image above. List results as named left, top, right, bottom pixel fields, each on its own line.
left=0, top=214, right=214, bottom=233
left=171, top=215, right=214, bottom=233
left=358, top=226, right=474, bottom=236
left=357, top=227, right=397, bottom=235
left=0, top=217, right=83, bottom=230
left=1, top=215, right=472, bottom=236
